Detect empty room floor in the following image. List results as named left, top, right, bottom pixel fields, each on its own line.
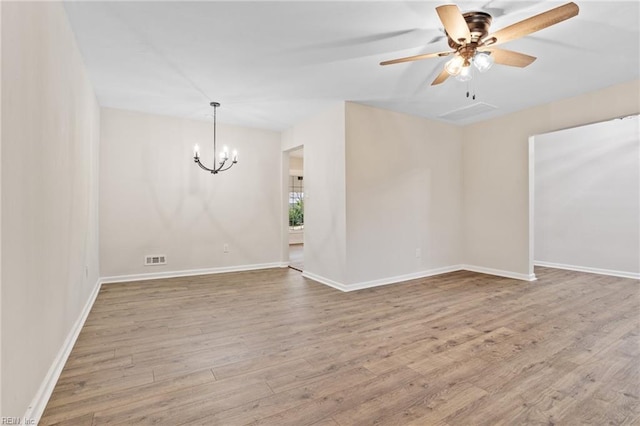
left=40, top=267, right=639, bottom=425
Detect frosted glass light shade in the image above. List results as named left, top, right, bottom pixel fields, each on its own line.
left=444, top=56, right=464, bottom=76
left=455, top=65, right=472, bottom=82
left=473, top=51, right=494, bottom=72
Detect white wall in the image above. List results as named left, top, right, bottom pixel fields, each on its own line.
left=534, top=115, right=640, bottom=276
left=345, top=103, right=462, bottom=285
left=462, top=80, right=640, bottom=278
left=281, top=127, right=302, bottom=152
left=1, top=2, right=100, bottom=418
left=282, top=103, right=347, bottom=284
left=100, top=108, right=282, bottom=278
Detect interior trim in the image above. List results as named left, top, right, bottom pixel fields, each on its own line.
left=534, top=261, right=639, bottom=280
left=101, top=262, right=289, bottom=284
left=462, top=264, right=537, bottom=282
left=302, top=264, right=536, bottom=292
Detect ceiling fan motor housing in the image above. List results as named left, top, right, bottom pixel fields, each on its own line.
left=447, top=11, right=493, bottom=49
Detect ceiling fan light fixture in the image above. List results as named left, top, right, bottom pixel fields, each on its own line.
left=473, top=51, right=494, bottom=72
left=455, top=65, right=473, bottom=82
left=380, top=2, right=580, bottom=91
left=444, top=55, right=464, bottom=76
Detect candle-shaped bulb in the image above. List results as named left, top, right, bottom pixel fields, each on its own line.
left=193, top=144, right=200, bottom=158
left=232, top=150, right=238, bottom=162
left=222, top=145, right=229, bottom=160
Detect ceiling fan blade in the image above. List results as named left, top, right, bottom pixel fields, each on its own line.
left=436, top=4, right=472, bottom=45
left=380, top=50, right=452, bottom=66
left=485, top=2, right=579, bottom=47
left=483, top=48, right=537, bottom=67
left=431, top=68, right=450, bottom=85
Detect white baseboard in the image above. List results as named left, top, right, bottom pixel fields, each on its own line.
left=24, top=278, right=102, bottom=424
left=302, top=264, right=538, bottom=292
left=534, top=261, right=640, bottom=280
left=302, top=265, right=465, bottom=292
left=301, top=271, right=348, bottom=291
left=345, top=265, right=465, bottom=292
left=101, top=262, right=287, bottom=284
left=462, top=264, right=537, bottom=281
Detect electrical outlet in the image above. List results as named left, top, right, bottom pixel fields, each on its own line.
left=415, top=248, right=421, bottom=258
left=223, top=244, right=229, bottom=253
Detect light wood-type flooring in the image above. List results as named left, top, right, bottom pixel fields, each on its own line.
left=41, top=267, right=639, bottom=425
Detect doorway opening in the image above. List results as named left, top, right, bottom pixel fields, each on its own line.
left=288, top=147, right=304, bottom=271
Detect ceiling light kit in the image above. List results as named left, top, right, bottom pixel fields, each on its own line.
left=193, top=102, right=238, bottom=175
left=381, top=2, right=579, bottom=90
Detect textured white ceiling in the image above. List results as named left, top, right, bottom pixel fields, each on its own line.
left=63, top=1, right=640, bottom=130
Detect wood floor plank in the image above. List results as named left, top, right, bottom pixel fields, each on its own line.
left=40, top=370, right=216, bottom=424
left=92, top=379, right=273, bottom=424
left=330, top=372, right=434, bottom=425
left=47, top=412, right=94, bottom=426
left=45, top=370, right=154, bottom=409
left=251, top=366, right=423, bottom=426
left=310, top=418, right=340, bottom=426
left=177, top=366, right=377, bottom=425
left=403, top=381, right=489, bottom=425
left=39, top=266, right=639, bottom=425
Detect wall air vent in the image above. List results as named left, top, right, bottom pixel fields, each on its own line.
left=438, top=102, right=497, bottom=122
left=144, top=255, right=166, bottom=266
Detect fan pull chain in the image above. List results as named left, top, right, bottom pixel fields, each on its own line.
left=466, top=69, right=476, bottom=101
left=472, top=68, right=476, bottom=100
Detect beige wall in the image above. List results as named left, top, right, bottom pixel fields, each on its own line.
left=462, top=80, right=640, bottom=276
left=282, top=103, right=347, bottom=283
left=345, top=103, right=462, bottom=285
left=100, top=108, right=282, bottom=278
left=282, top=102, right=463, bottom=288
left=1, top=2, right=100, bottom=418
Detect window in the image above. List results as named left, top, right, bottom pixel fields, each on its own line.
left=289, top=175, right=304, bottom=230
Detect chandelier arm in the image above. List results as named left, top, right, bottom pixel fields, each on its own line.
left=217, top=158, right=228, bottom=171
left=218, top=161, right=237, bottom=172
left=195, top=158, right=215, bottom=173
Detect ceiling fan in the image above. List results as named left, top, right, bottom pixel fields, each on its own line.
left=380, top=2, right=579, bottom=85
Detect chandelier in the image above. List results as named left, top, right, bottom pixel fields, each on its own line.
left=193, top=102, right=238, bottom=174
